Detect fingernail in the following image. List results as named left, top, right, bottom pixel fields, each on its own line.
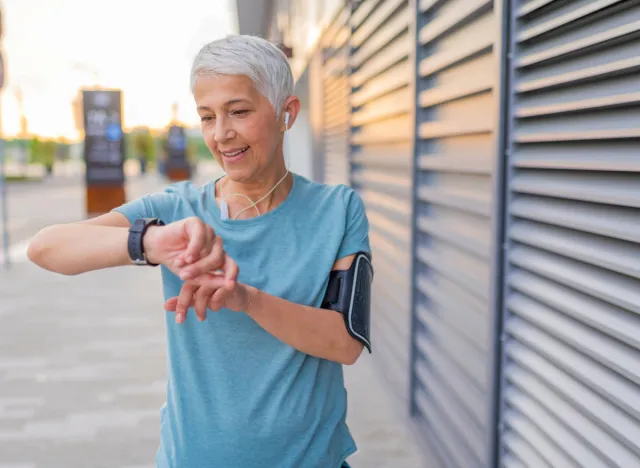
left=180, top=271, right=190, bottom=280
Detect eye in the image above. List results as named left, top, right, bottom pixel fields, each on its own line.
left=231, top=109, right=249, bottom=116
left=200, top=116, right=214, bottom=122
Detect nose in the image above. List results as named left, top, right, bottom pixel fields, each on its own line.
left=213, top=117, right=234, bottom=143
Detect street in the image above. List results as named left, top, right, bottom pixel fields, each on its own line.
left=0, top=166, right=426, bottom=468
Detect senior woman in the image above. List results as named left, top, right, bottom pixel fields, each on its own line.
left=27, top=35, right=373, bottom=468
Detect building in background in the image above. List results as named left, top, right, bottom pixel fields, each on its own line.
left=235, top=1, right=640, bottom=467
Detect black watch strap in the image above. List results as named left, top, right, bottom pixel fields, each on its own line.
left=128, top=218, right=164, bottom=266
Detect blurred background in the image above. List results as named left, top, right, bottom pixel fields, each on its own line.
left=1, top=1, right=640, bottom=468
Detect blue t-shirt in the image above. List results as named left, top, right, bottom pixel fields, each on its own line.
left=113, top=172, right=370, bottom=468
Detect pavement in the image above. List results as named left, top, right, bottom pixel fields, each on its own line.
left=0, top=166, right=426, bottom=468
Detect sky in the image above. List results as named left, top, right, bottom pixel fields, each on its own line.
left=0, top=0, right=238, bottom=139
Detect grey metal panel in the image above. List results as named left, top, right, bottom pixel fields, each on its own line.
left=500, top=1, right=640, bottom=466
left=349, top=0, right=414, bottom=405
left=409, top=0, right=499, bottom=467
left=322, top=4, right=352, bottom=186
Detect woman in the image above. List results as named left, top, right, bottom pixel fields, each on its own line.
left=27, top=35, right=372, bottom=468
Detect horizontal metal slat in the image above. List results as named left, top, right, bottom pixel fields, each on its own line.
left=418, top=152, right=493, bottom=174
left=420, top=120, right=493, bottom=139
left=414, top=386, right=474, bottom=468
left=419, top=37, right=492, bottom=78
left=367, top=209, right=411, bottom=245
left=351, top=87, right=412, bottom=126
left=370, top=230, right=411, bottom=274
left=506, top=316, right=640, bottom=420
left=518, top=19, right=640, bottom=68
left=516, top=128, right=640, bottom=142
left=352, top=0, right=406, bottom=48
left=418, top=215, right=489, bottom=259
left=507, top=342, right=640, bottom=455
left=505, top=386, right=609, bottom=468
left=517, top=92, right=640, bottom=117
left=419, top=76, right=492, bottom=109
left=518, top=0, right=628, bottom=43
left=510, top=220, right=640, bottom=278
left=351, top=60, right=411, bottom=106
left=502, top=455, right=527, bottom=468
left=351, top=0, right=384, bottom=29
left=351, top=144, right=412, bottom=170
left=322, top=5, right=351, bottom=49
left=351, top=5, right=409, bottom=68
left=415, top=358, right=486, bottom=463
left=509, top=245, right=640, bottom=314
left=518, top=56, right=640, bottom=93
left=506, top=364, right=639, bottom=466
left=510, top=195, right=640, bottom=243
left=503, top=412, right=569, bottom=467
left=512, top=142, right=640, bottom=171
left=517, top=0, right=556, bottom=19
left=507, top=292, right=640, bottom=384
left=419, top=274, right=488, bottom=328
left=416, top=304, right=488, bottom=391
left=509, top=269, right=640, bottom=349
left=417, top=245, right=489, bottom=302
left=352, top=114, right=413, bottom=145
left=415, top=327, right=486, bottom=426
left=419, top=0, right=491, bottom=46
left=418, top=187, right=492, bottom=216
left=511, top=171, right=640, bottom=208
left=351, top=34, right=410, bottom=87
left=417, top=276, right=488, bottom=353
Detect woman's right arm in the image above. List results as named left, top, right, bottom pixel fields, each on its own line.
left=27, top=212, right=231, bottom=279
left=27, top=212, right=139, bottom=276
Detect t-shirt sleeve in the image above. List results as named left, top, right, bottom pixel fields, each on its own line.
left=336, top=188, right=371, bottom=260
left=111, top=191, right=178, bottom=225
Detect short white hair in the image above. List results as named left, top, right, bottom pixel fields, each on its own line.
left=190, top=35, right=294, bottom=118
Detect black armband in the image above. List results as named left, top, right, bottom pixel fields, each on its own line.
left=321, top=252, right=373, bottom=353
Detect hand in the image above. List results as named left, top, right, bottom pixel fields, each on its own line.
left=143, top=217, right=228, bottom=279
left=164, top=264, right=252, bottom=323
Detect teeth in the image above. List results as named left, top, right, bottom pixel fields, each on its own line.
left=224, top=147, right=248, bottom=157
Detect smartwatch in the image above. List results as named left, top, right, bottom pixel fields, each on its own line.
left=128, top=218, right=165, bottom=266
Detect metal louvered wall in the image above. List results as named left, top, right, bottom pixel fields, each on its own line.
left=322, top=4, right=352, bottom=186
left=349, top=0, right=414, bottom=403
left=500, top=1, right=640, bottom=467
left=409, top=0, right=500, bottom=467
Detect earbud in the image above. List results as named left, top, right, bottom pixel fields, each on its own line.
left=284, top=112, right=290, bottom=130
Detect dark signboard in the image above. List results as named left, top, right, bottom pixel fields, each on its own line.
left=82, top=90, right=125, bottom=185
left=166, top=125, right=189, bottom=171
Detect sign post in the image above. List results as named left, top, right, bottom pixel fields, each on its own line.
left=165, top=125, right=191, bottom=182
left=81, top=89, right=126, bottom=216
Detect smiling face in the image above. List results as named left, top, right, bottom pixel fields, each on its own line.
left=194, top=74, right=287, bottom=182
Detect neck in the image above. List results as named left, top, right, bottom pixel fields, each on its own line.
left=219, top=161, right=292, bottom=218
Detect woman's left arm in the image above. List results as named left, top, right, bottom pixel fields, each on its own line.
left=243, top=254, right=364, bottom=365
left=165, top=253, right=364, bottom=365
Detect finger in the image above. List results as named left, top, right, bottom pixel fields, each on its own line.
left=194, top=284, right=217, bottom=322
left=184, top=218, right=211, bottom=263
left=164, top=297, right=179, bottom=311
left=176, top=282, right=197, bottom=323
left=209, top=286, right=228, bottom=312
left=223, top=253, right=239, bottom=284
left=181, top=236, right=225, bottom=280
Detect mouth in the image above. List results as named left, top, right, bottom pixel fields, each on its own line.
left=220, top=146, right=249, bottom=162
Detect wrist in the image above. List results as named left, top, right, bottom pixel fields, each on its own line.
left=242, top=285, right=260, bottom=315
left=141, top=225, right=162, bottom=265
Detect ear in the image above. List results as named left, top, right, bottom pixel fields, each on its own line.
left=281, top=95, right=301, bottom=132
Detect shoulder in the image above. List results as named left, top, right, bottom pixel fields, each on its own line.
left=293, top=174, right=364, bottom=215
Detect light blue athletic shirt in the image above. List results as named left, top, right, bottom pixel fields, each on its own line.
left=113, top=172, right=370, bottom=468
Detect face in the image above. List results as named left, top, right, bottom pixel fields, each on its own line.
left=194, top=74, right=296, bottom=182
